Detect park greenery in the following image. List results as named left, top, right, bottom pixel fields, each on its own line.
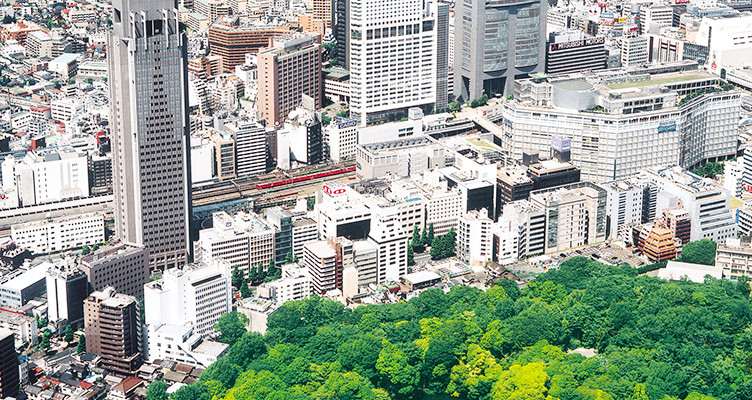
left=161, top=255, right=752, bottom=400
left=692, top=162, right=724, bottom=178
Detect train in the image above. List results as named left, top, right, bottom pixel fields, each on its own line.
left=255, top=166, right=356, bottom=190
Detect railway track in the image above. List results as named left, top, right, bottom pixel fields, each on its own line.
left=191, top=163, right=356, bottom=206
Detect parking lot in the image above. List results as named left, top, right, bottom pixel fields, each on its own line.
left=508, top=241, right=650, bottom=277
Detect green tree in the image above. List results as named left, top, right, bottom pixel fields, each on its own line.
left=285, top=252, right=294, bottom=264
left=321, top=115, right=332, bottom=126
left=680, top=239, right=717, bottom=265
left=171, top=384, right=210, bottom=400
left=337, top=109, right=349, bottom=118
left=77, top=335, right=86, bottom=353
left=214, top=312, right=248, bottom=346
left=81, top=245, right=91, bottom=255
left=421, top=227, right=429, bottom=247
left=226, top=331, right=267, bottom=369
left=199, top=358, right=243, bottom=388
left=146, top=381, right=168, bottom=400
left=231, top=265, right=244, bottom=289
left=407, top=244, right=415, bottom=266
left=40, top=329, right=51, bottom=350
left=63, top=325, right=73, bottom=342
left=240, top=278, right=252, bottom=298
left=430, top=236, right=445, bottom=260
left=412, top=225, right=421, bottom=246
left=427, top=223, right=435, bottom=245
left=307, top=197, right=316, bottom=210
left=376, top=342, right=420, bottom=398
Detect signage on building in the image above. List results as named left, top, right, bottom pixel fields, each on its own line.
left=658, top=121, right=676, bottom=132
left=549, top=36, right=606, bottom=51
left=323, top=184, right=346, bottom=195
left=337, top=120, right=357, bottom=129
left=674, top=0, right=689, bottom=4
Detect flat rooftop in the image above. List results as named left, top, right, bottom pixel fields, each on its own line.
left=606, top=72, right=713, bottom=90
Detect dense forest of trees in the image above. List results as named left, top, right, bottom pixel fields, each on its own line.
left=153, top=256, right=752, bottom=400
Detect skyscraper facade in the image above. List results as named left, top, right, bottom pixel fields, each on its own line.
left=348, top=0, right=447, bottom=124
left=454, top=0, right=547, bottom=100
left=258, top=33, right=323, bottom=126
left=108, top=0, right=192, bottom=270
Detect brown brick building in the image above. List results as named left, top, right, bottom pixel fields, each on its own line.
left=258, top=33, right=322, bottom=125
left=208, top=21, right=293, bottom=70
left=84, top=288, right=142, bottom=375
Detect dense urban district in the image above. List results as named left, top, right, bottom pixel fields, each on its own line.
left=2, top=0, right=752, bottom=396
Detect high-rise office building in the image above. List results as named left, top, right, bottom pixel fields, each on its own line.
left=333, top=0, right=348, bottom=68
left=313, top=0, right=332, bottom=29
left=258, top=33, right=323, bottom=126
left=208, top=20, right=294, bottom=70
left=108, top=0, right=192, bottom=270
left=0, top=330, right=18, bottom=398
left=224, top=118, right=267, bottom=178
left=84, top=288, right=142, bottom=374
left=144, top=260, right=231, bottom=339
left=46, top=263, right=90, bottom=328
left=348, top=0, right=447, bottom=124
left=454, top=0, right=546, bottom=100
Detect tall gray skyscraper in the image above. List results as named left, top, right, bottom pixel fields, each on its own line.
left=454, top=0, right=547, bottom=100
left=108, top=0, right=192, bottom=270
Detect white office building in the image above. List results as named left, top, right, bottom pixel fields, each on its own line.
left=498, top=201, right=546, bottom=258
left=2, top=150, right=90, bottom=206
left=324, top=117, right=357, bottom=162
left=348, top=0, right=445, bottom=124
left=367, top=206, right=408, bottom=283
left=621, top=35, right=649, bottom=66
left=292, top=218, right=318, bottom=259
left=258, top=263, right=312, bottom=305
left=51, top=98, right=85, bottom=123
left=144, top=260, right=232, bottom=339
left=639, top=5, right=674, bottom=34
left=642, top=166, right=738, bottom=242
left=529, top=182, right=608, bottom=254
left=491, top=220, right=520, bottom=266
left=696, top=14, right=752, bottom=74
left=723, top=158, right=744, bottom=198
left=197, top=211, right=275, bottom=275
left=598, top=179, right=647, bottom=240
left=457, top=209, right=493, bottom=266
left=11, top=213, right=105, bottom=254
left=144, top=323, right=229, bottom=367
left=224, top=118, right=267, bottom=178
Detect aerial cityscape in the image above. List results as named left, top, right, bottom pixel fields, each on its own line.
left=0, top=0, right=751, bottom=397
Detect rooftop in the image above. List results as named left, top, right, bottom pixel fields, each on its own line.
left=402, top=270, right=441, bottom=284
left=0, top=263, right=48, bottom=291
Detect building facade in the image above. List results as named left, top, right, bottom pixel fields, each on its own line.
left=109, top=0, right=192, bottom=270
left=454, top=0, right=546, bottom=99
left=348, top=0, right=445, bottom=124
left=258, top=33, right=322, bottom=125
left=84, top=288, right=141, bottom=374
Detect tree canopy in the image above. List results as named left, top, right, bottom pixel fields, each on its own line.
left=191, top=256, right=751, bottom=400
left=679, top=239, right=717, bottom=265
